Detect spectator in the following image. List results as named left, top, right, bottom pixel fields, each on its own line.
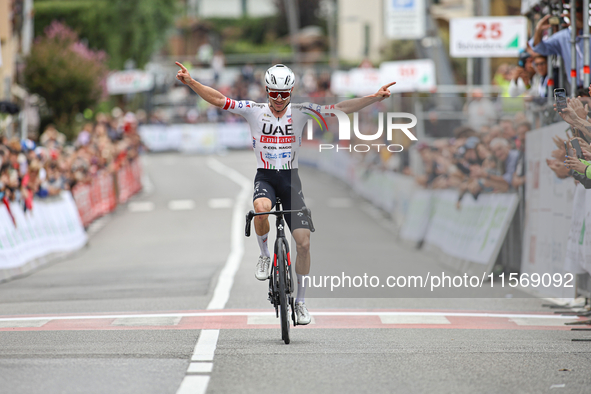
left=491, top=138, right=520, bottom=187
left=0, top=110, right=143, bottom=214
left=530, top=3, right=589, bottom=89
left=508, top=50, right=535, bottom=97
left=39, top=124, right=66, bottom=148
left=500, top=116, right=524, bottom=150
left=76, top=123, right=93, bottom=147
left=464, top=89, right=497, bottom=131
left=509, top=54, right=549, bottom=98
left=530, top=55, right=550, bottom=98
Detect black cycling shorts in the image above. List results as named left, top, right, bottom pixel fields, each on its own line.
left=253, top=169, right=310, bottom=231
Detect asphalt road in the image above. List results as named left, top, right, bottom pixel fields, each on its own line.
left=0, top=151, right=590, bottom=394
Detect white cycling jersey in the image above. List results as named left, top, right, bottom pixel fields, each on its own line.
left=222, top=98, right=334, bottom=169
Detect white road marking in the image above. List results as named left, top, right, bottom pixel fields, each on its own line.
left=380, top=315, right=450, bottom=325
left=509, top=318, right=570, bottom=327
left=140, top=156, right=155, bottom=194
left=86, top=215, right=110, bottom=237
left=176, top=376, right=210, bottom=394
left=177, top=158, right=249, bottom=394
left=168, top=200, right=195, bottom=211
left=176, top=330, right=220, bottom=394
left=327, top=197, right=353, bottom=208
left=205, top=158, right=251, bottom=310
left=247, top=315, right=316, bottom=325
left=550, top=384, right=566, bottom=389
left=0, top=319, right=51, bottom=328
left=0, top=311, right=576, bottom=323
left=128, top=201, right=155, bottom=212
left=111, top=316, right=181, bottom=327
left=187, top=363, right=213, bottom=373
left=191, top=329, right=220, bottom=361
left=208, top=198, right=233, bottom=209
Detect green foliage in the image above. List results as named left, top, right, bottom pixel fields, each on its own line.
left=24, top=22, right=109, bottom=139
left=382, top=40, right=417, bottom=62
left=33, top=0, right=177, bottom=69
left=274, top=0, right=325, bottom=36
left=207, top=17, right=278, bottom=46
left=222, top=40, right=292, bottom=55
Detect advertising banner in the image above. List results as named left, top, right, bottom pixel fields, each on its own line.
left=330, top=60, right=436, bottom=95
left=450, top=16, right=528, bottom=58
left=380, top=60, right=437, bottom=93
left=138, top=123, right=252, bottom=152
left=0, top=191, right=87, bottom=271
left=522, top=122, right=577, bottom=298
left=107, top=70, right=155, bottom=95
left=424, top=190, right=519, bottom=268
left=399, top=189, right=433, bottom=242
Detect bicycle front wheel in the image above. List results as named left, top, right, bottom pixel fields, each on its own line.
left=277, top=241, right=290, bottom=344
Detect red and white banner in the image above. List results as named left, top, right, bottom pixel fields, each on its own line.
left=72, top=159, right=143, bottom=227
left=0, top=191, right=87, bottom=272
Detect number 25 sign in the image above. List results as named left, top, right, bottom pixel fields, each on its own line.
left=450, top=17, right=527, bottom=58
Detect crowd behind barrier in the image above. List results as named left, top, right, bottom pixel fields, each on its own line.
left=0, top=191, right=88, bottom=280
left=0, top=109, right=144, bottom=279
left=300, top=145, right=519, bottom=278
left=1, top=110, right=144, bottom=227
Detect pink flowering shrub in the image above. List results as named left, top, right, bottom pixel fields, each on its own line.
left=24, top=21, right=109, bottom=139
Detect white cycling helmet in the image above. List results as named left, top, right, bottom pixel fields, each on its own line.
left=264, top=64, right=295, bottom=90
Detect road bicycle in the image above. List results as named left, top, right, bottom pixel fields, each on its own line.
left=245, top=198, right=315, bottom=344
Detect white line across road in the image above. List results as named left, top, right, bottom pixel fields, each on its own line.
left=0, top=311, right=577, bottom=323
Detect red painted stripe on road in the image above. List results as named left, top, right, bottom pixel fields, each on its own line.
left=0, top=314, right=582, bottom=332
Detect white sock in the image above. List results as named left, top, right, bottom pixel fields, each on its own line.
left=296, top=274, right=306, bottom=304
left=257, top=232, right=270, bottom=257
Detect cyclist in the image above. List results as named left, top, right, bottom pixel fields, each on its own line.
left=175, top=61, right=395, bottom=324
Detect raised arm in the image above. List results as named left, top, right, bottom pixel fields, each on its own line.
left=335, top=82, right=396, bottom=114
left=558, top=98, right=591, bottom=139
left=176, top=62, right=226, bottom=108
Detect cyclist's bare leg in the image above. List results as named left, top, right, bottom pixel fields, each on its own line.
left=292, top=228, right=311, bottom=275
left=292, top=228, right=311, bottom=323
left=253, top=197, right=272, bottom=236
left=253, top=197, right=273, bottom=280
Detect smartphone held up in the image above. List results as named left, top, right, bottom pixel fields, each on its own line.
left=554, top=88, right=567, bottom=112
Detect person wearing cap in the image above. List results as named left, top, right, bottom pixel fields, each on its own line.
left=176, top=61, right=396, bottom=325
left=508, top=50, right=536, bottom=97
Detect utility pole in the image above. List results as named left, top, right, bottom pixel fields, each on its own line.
left=283, top=0, right=301, bottom=65
left=480, top=0, right=490, bottom=86
left=584, top=0, right=590, bottom=87
left=321, top=0, right=338, bottom=70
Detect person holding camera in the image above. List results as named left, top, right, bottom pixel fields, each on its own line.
left=508, top=50, right=536, bottom=97
left=530, top=2, right=589, bottom=90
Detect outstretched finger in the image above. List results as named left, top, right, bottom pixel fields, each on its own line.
left=383, top=81, right=397, bottom=89
left=175, top=61, right=187, bottom=72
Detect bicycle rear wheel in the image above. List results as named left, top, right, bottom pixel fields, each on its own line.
left=277, top=241, right=290, bottom=344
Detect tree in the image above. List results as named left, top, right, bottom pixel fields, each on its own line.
left=33, top=0, right=177, bottom=69
left=23, top=21, right=109, bottom=139
left=274, top=0, right=324, bottom=36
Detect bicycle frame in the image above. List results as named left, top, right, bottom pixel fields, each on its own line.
left=245, top=199, right=315, bottom=343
